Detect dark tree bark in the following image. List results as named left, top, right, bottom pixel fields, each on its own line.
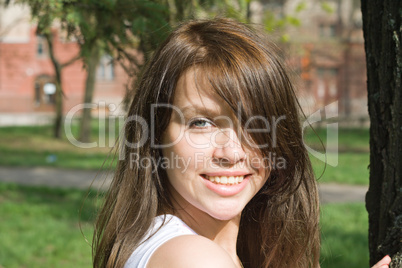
left=361, top=1, right=402, bottom=267
left=45, top=32, right=64, bottom=139
left=79, top=45, right=100, bottom=143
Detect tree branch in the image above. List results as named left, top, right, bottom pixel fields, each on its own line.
left=61, top=54, right=81, bottom=68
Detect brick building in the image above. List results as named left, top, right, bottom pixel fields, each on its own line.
left=0, top=3, right=128, bottom=125
left=1, top=0, right=368, bottom=125
left=251, top=0, right=368, bottom=122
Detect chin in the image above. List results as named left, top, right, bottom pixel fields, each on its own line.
left=209, top=212, right=241, bottom=221
left=206, top=206, right=243, bottom=221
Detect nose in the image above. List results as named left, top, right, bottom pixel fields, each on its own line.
left=212, top=128, right=247, bottom=165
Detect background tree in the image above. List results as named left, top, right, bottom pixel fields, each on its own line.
left=57, top=0, right=239, bottom=142
left=7, top=0, right=80, bottom=138
left=75, top=0, right=301, bottom=142
left=70, top=0, right=247, bottom=142
left=130, top=0, right=250, bottom=65
left=361, top=0, right=402, bottom=267
left=6, top=0, right=295, bottom=143
left=8, top=0, right=169, bottom=141
left=119, top=0, right=250, bottom=110
left=66, top=0, right=169, bottom=143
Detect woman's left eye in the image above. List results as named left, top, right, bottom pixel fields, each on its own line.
left=189, top=119, right=214, bottom=129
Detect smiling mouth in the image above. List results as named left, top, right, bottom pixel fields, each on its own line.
left=201, top=175, right=247, bottom=185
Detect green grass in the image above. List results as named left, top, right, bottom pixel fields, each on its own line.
left=0, top=147, right=112, bottom=170
left=311, top=152, right=370, bottom=185
left=0, top=183, right=99, bottom=268
left=303, top=127, right=369, bottom=152
left=0, top=122, right=118, bottom=170
left=320, top=203, right=370, bottom=268
left=304, top=126, right=370, bottom=185
left=0, top=182, right=369, bottom=267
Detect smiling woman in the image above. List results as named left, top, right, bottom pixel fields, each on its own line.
left=161, top=68, right=268, bottom=223
left=92, top=18, right=389, bottom=268
left=93, top=18, right=319, bottom=268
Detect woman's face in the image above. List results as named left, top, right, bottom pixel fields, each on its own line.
left=161, top=69, right=269, bottom=221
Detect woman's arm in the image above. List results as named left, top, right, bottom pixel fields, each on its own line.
left=147, top=235, right=237, bottom=268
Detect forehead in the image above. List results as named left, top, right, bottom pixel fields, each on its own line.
left=173, top=68, right=230, bottom=115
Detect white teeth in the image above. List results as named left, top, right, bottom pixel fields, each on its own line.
left=206, top=175, right=245, bottom=185
left=221, top=176, right=228, bottom=184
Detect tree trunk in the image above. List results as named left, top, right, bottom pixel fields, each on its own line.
left=45, top=32, right=63, bottom=139
left=79, top=46, right=100, bottom=143
left=361, top=1, right=402, bottom=267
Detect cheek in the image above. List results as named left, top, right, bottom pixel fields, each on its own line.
left=163, top=130, right=214, bottom=167
left=164, top=142, right=208, bottom=173
left=162, top=137, right=197, bottom=176
left=245, top=151, right=269, bottom=184
left=183, top=132, right=214, bottom=148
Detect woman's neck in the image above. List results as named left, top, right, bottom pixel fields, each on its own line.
left=171, top=202, right=242, bottom=267
left=179, top=210, right=240, bottom=248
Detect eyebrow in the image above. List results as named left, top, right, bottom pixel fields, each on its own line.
left=180, top=105, right=221, bottom=118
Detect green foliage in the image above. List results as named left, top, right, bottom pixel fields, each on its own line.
left=295, top=1, right=307, bottom=13
left=14, top=0, right=170, bottom=64
left=183, top=0, right=240, bottom=19
left=207, top=0, right=249, bottom=22
left=15, top=0, right=77, bottom=34
left=263, top=6, right=302, bottom=42
left=90, top=0, right=169, bottom=52
left=9, top=0, right=266, bottom=71
left=321, top=1, right=334, bottom=14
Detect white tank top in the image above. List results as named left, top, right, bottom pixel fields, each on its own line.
left=124, top=214, right=197, bottom=268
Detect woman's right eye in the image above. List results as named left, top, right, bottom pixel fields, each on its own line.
left=189, top=118, right=214, bottom=129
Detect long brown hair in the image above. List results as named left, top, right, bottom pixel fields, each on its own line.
left=93, top=18, right=320, bottom=268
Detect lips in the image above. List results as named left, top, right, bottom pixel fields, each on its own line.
left=200, top=174, right=250, bottom=196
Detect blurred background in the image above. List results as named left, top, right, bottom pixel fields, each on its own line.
left=0, top=0, right=371, bottom=267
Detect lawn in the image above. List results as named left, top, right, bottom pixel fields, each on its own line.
left=320, top=203, right=370, bottom=268
left=311, top=152, right=370, bottom=185
left=0, top=183, right=97, bottom=268
left=0, top=124, right=375, bottom=267
left=303, top=126, right=369, bottom=152
left=304, top=126, right=370, bottom=185
left=0, top=122, right=117, bottom=170
left=0, top=124, right=370, bottom=185
left=0, top=183, right=370, bottom=267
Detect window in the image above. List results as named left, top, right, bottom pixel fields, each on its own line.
left=34, top=82, right=41, bottom=105
left=316, top=67, right=338, bottom=101
left=36, top=35, right=48, bottom=57
left=97, top=55, right=115, bottom=81
left=43, top=83, right=56, bottom=104
left=319, top=23, right=337, bottom=38
left=34, top=76, right=56, bottom=107
left=328, top=24, right=336, bottom=37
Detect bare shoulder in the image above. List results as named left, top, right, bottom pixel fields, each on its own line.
left=147, top=235, right=236, bottom=268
